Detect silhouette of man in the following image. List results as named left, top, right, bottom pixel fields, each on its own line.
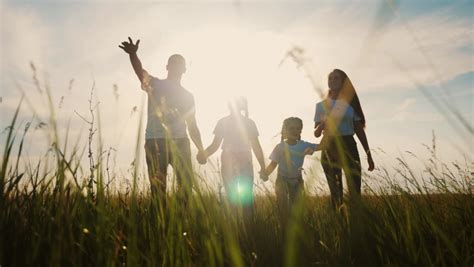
left=119, top=37, right=206, bottom=206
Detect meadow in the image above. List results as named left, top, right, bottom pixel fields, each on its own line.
left=0, top=73, right=473, bottom=267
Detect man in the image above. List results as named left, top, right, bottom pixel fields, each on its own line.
left=119, top=37, right=206, bottom=204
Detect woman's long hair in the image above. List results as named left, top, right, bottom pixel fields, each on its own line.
left=328, top=69, right=366, bottom=128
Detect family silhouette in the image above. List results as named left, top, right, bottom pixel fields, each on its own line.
left=119, top=37, right=375, bottom=214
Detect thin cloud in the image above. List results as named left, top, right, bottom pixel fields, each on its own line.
left=1, top=1, right=472, bottom=175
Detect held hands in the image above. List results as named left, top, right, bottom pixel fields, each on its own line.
left=196, top=150, right=207, bottom=165
left=259, top=169, right=269, bottom=182
left=303, top=147, right=315, bottom=156
left=119, top=37, right=140, bottom=54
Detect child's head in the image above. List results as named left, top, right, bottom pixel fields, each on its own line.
left=228, top=96, right=248, bottom=117
left=281, top=117, right=303, bottom=142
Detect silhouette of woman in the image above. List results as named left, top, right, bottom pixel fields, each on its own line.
left=314, top=69, right=375, bottom=208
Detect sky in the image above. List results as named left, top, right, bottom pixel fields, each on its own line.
left=1, top=0, right=473, bottom=193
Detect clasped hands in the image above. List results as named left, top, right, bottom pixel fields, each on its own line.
left=196, top=150, right=207, bottom=165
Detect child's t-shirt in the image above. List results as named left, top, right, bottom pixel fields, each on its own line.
left=213, top=115, right=259, bottom=153
left=269, top=140, right=318, bottom=178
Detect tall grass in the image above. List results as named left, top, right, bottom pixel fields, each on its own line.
left=0, top=71, right=473, bottom=266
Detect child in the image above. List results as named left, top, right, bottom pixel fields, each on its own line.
left=261, top=117, right=322, bottom=220
left=198, top=97, right=266, bottom=213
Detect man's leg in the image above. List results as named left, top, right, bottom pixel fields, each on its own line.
left=170, top=138, right=194, bottom=206
left=145, top=139, right=169, bottom=210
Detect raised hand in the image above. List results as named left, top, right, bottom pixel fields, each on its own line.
left=119, top=37, right=140, bottom=54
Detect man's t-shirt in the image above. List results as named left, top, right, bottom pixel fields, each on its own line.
left=269, top=140, right=318, bottom=178
left=213, top=115, right=259, bottom=153
left=144, top=74, right=195, bottom=139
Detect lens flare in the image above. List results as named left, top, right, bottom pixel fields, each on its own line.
left=228, top=176, right=254, bottom=205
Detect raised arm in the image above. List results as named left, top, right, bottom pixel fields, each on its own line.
left=354, top=121, right=375, bottom=171
left=119, top=37, right=145, bottom=83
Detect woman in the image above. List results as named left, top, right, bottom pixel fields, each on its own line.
left=314, top=69, right=374, bottom=208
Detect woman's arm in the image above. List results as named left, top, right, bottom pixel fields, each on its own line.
left=314, top=122, right=325, bottom=138
left=318, top=134, right=330, bottom=151
left=354, top=121, right=374, bottom=171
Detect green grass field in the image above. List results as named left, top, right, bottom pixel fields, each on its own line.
left=1, top=185, right=472, bottom=266
left=1, top=82, right=473, bottom=266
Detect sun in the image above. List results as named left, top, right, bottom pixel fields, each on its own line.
left=168, top=27, right=318, bottom=144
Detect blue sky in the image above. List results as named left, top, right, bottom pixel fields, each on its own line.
left=1, top=0, right=472, bottom=192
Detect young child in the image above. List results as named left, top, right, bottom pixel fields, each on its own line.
left=198, top=97, right=266, bottom=213
left=261, top=117, right=322, bottom=220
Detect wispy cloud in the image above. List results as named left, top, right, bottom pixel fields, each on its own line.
left=392, top=97, right=442, bottom=123
left=278, top=3, right=473, bottom=92
left=1, top=1, right=472, bottom=172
